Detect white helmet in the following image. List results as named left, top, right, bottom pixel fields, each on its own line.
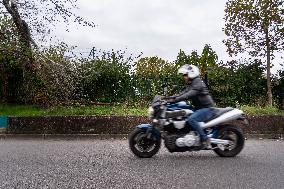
left=177, top=64, right=200, bottom=79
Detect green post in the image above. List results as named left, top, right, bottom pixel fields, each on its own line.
left=0, top=116, right=8, bottom=129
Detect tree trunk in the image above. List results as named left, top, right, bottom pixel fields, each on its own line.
left=265, top=27, right=273, bottom=106
left=3, top=0, right=34, bottom=64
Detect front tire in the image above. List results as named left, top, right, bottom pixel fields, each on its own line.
left=212, top=125, right=245, bottom=157
left=129, top=128, right=161, bottom=158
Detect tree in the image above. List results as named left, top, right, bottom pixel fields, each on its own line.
left=135, top=56, right=177, bottom=100
left=1, top=0, right=95, bottom=62
left=175, top=50, right=199, bottom=67
left=1, top=0, right=95, bottom=104
left=0, top=16, right=24, bottom=103
left=199, top=44, right=218, bottom=86
left=224, top=0, right=284, bottom=106
left=35, top=43, right=79, bottom=105
left=273, top=70, right=284, bottom=109
left=136, top=56, right=171, bottom=76
left=209, top=59, right=266, bottom=106
left=77, top=49, right=136, bottom=103
left=199, top=45, right=218, bottom=67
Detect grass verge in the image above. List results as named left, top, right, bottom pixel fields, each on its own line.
left=0, top=104, right=283, bottom=116
left=0, top=104, right=148, bottom=116
left=240, top=105, right=284, bottom=116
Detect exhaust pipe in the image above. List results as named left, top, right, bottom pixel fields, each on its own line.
left=210, top=138, right=230, bottom=145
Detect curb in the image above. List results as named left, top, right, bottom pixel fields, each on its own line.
left=2, top=115, right=284, bottom=140
left=0, top=134, right=282, bottom=140
left=243, top=133, right=283, bottom=140
left=0, top=134, right=129, bottom=140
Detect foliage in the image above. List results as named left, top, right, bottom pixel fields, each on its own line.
left=1, top=0, right=96, bottom=105
left=34, top=43, right=79, bottom=105
left=273, top=70, right=284, bottom=109
left=1, top=15, right=283, bottom=110
left=224, top=0, right=284, bottom=106
left=234, top=60, right=267, bottom=105
left=77, top=49, right=137, bottom=103
left=0, top=0, right=95, bottom=42
left=0, top=16, right=39, bottom=104
left=134, top=56, right=179, bottom=101
left=224, top=0, right=284, bottom=57
left=175, top=50, right=199, bottom=67
left=0, top=15, right=20, bottom=49
left=0, top=16, right=79, bottom=105
left=1, top=104, right=283, bottom=117
left=209, top=59, right=267, bottom=106
left=0, top=16, right=24, bottom=103
left=198, top=44, right=219, bottom=78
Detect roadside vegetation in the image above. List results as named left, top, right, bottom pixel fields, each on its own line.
left=0, top=104, right=148, bottom=116
left=0, top=104, right=283, bottom=117
left=239, top=106, right=284, bottom=116
left=0, top=0, right=284, bottom=115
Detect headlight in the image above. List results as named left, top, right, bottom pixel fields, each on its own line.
left=148, top=107, right=154, bottom=118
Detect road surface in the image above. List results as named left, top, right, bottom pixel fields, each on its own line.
left=0, top=138, right=283, bottom=189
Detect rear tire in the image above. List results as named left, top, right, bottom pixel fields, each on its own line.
left=129, top=128, right=161, bottom=158
left=212, top=125, right=245, bottom=157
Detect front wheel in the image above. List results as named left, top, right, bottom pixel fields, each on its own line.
left=212, top=125, right=245, bottom=157
left=129, top=128, right=161, bottom=158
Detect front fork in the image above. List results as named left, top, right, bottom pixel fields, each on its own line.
left=137, top=124, right=161, bottom=141
left=145, top=126, right=153, bottom=139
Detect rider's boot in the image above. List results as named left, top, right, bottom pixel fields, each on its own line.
left=200, top=138, right=211, bottom=149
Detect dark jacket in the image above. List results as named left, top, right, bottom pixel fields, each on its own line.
left=173, top=77, right=214, bottom=109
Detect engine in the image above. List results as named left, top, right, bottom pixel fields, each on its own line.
left=164, top=132, right=200, bottom=152
left=176, top=133, right=199, bottom=147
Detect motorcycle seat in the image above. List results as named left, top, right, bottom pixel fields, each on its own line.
left=205, top=107, right=234, bottom=122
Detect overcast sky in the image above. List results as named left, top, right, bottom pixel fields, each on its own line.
left=55, top=0, right=282, bottom=73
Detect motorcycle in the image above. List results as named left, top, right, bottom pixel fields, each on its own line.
left=129, top=95, right=248, bottom=158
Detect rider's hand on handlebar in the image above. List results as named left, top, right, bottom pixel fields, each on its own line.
left=166, top=98, right=175, bottom=104
left=164, top=96, right=176, bottom=104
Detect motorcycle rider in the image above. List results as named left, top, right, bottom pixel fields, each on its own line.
left=166, top=64, right=215, bottom=148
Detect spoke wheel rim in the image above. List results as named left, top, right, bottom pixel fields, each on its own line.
left=217, top=131, right=238, bottom=151
left=134, top=133, right=156, bottom=153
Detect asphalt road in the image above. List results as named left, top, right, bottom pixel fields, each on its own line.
left=0, top=138, right=283, bottom=189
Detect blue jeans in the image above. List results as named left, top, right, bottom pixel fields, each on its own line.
left=187, top=108, right=215, bottom=140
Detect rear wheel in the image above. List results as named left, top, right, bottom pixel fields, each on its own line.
left=212, top=125, right=245, bottom=157
left=129, top=128, right=161, bottom=158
